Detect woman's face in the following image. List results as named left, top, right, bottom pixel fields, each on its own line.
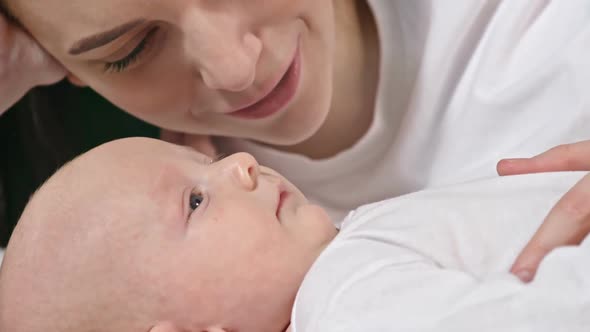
left=10, top=0, right=336, bottom=145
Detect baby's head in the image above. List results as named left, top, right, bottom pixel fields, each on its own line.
left=0, top=137, right=337, bottom=332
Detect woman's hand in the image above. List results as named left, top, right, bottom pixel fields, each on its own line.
left=1, top=14, right=65, bottom=114
left=497, top=141, right=590, bottom=282
left=160, top=130, right=217, bottom=158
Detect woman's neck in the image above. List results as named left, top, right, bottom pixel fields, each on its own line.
left=281, top=0, right=380, bottom=159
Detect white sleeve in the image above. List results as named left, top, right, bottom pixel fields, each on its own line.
left=314, top=239, right=590, bottom=332
left=293, top=174, right=590, bottom=332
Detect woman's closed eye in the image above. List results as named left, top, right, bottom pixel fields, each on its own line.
left=104, top=26, right=160, bottom=73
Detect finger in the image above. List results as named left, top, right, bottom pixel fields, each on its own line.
left=0, top=15, right=64, bottom=110
left=159, top=129, right=186, bottom=145
left=0, top=17, right=28, bottom=113
left=184, top=135, right=217, bottom=158
left=1, top=16, right=65, bottom=113
left=511, top=173, right=590, bottom=282
left=510, top=245, right=545, bottom=283
left=159, top=130, right=217, bottom=157
left=498, top=141, right=590, bottom=176
left=12, top=25, right=65, bottom=85
left=0, top=15, right=64, bottom=83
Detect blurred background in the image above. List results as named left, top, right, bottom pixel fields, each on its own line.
left=0, top=81, right=158, bottom=247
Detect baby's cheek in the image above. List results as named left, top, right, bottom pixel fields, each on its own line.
left=296, top=205, right=336, bottom=242
left=300, top=204, right=332, bottom=226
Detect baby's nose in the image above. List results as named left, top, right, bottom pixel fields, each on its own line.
left=221, top=152, right=260, bottom=191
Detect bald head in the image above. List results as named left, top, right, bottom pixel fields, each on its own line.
left=0, top=137, right=320, bottom=332
left=0, top=138, right=176, bottom=332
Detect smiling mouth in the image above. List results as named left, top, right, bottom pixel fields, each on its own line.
left=229, top=41, right=301, bottom=120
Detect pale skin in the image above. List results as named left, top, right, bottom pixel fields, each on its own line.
left=4, top=138, right=588, bottom=332
left=0, top=137, right=338, bottom=332
left=1, top=0, right=589, bottom=281
left=3, top=0, right=378, bottom=159
left=0, top=12, right=64, bottom=112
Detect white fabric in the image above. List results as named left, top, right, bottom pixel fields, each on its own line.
left=220, top=0, right=590, bottom=225
left=291, top=172, right=590, bottom=332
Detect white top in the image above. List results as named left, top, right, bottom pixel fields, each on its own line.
left=292, top=172, right=590, bottom=332
left=220, top=0, right=590, bottom=224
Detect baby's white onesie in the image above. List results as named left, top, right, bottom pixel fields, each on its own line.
left=292, top=172, right=590, bottom=331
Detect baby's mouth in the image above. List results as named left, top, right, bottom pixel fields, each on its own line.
left=276, top=190, right=289, bottom=220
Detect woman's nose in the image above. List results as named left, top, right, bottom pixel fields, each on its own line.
left=182, top=9, right=263, bottom=92
left=218, top=152, right=260, bottom=191
left=199, top=33, right=262, bottom=92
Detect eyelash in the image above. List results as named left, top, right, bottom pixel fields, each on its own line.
left=189, top=190, right=205, bottom=215
left=103, top=27, right=159, bottom=73
left=186, top=155, right=224, bottom=218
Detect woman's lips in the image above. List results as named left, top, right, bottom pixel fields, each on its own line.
left=229, top=43, right=301, bottom=120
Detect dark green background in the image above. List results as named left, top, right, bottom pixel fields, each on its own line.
left=0, top=86, right=158, bottom=246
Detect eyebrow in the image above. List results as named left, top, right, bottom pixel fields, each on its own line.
left=68, top=19, right=146, bottom=55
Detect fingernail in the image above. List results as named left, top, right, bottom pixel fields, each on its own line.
left=498, top=159, right=518, bottom=169
left=515, top=270, right=533, bottom=283
left=503, top=158, right=529, bottom=164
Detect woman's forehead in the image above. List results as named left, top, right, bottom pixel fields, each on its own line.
left=12, top=0, right=304, bottom=36
left=12, top=0, right=153, bottom=48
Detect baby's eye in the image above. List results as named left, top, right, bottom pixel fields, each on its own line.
left=189, top=192, right=204, bottom=211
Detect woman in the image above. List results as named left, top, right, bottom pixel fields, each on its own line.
left=1, top=0, right=590, bottom=281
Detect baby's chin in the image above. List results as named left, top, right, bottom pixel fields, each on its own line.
left=301, top=203, right=337, bottom=236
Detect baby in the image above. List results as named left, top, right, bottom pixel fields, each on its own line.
left=0, top=138, right=589, bottom=332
